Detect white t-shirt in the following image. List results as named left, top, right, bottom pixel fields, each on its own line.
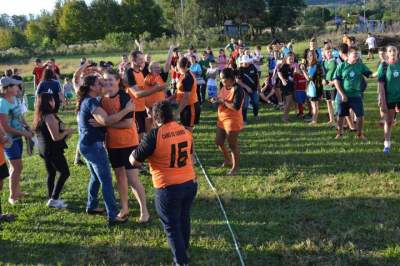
left=206, top=68, right=218, bottom=87
left=365, top=36, right=376, bottom=49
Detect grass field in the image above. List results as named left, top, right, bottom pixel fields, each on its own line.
left=1, top=51, right=400, bottom=265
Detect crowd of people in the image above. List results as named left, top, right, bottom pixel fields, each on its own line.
left=0, top=32, right=398, bottom=265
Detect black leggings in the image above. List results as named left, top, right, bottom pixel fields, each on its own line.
left=196, top=84, right=206, bottom=104
left=41, top=152, right=70, bottom=200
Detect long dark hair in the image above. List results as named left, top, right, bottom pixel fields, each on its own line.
left=32, top=93, right=55, bottom=131
left=42, top=69, right=54, bottom=81
left=76, top=75, right=98, bottom=112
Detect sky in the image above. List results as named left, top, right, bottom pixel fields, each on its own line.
left=0, top=0, right=98, bottom=16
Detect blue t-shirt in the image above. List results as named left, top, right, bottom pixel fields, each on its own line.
left=78, top=97, right=106, bottom=145
left=37, top=80, right=61, bottom=111
left=0, top=96, right=24, bottom=139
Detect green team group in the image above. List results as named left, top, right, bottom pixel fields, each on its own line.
left=267, top=36, right=400, bottom=154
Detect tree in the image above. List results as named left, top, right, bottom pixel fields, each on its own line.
left=89, top=0, right=122, bottom=40
left=265, top=0, right=306, bottom=36
left=57, top=0, right=91, bottom=45
left=0, top=14, right=11, bottom=28
left=11, top=15, right=28, bottom=30
left=25, top=21, right=43, bottom=47
left=0, top=27, right=13, bottom=50
left=120, top=0, right=164, bottom=38
left=0, top=27, right=27, bottom=50
left=302, top=7, right=332, bottom=29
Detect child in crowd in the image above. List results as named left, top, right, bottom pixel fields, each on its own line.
left=218, top=49, right=228, bottom=71
left=63, top=77, right=74, bottom=106
left=294, top=71, right=307, bottom=118
left=334, top=47, right=372, bottom=140
left=322, top=47, right=337, bottom=125
left=206, top=60, right=219, bottom=100
left=277, top=52, right=296, bottom=122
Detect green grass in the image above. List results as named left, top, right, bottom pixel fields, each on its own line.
left=2, top=55, right=400, bottom=265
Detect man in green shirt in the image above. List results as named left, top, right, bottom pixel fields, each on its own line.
left=334, top=47, right=372, bottom=140
left=377, top=45, right=400, bottom=153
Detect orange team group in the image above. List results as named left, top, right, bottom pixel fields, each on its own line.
left=1, top=32, right=400, bottom=265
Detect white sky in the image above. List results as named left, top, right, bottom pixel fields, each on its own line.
left=0, top=0, right=97, bottom=16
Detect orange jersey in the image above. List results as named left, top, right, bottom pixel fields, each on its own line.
left=217, top=85, right=245, bottom=132
left=126, top=69, right=146, bottom=112
left=133, top=121, right=195, bottom=189
left=176, top=71, right=198, bottom=105
left=144, top=74, right=166, bottom=108
left=101, top=90, right=139, bottom=148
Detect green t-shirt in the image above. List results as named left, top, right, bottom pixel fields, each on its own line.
left=377, top=61, right=400, bottom=103
left=334, top=61, right=372, bottom=97
left=0, top=96, right=24, bottom=139
left=323, top=59, right=337, bottom=91
left=199, top=59, right=210, bottom=77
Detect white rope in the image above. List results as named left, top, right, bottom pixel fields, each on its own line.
left=195, top=152, right=246, bottom=266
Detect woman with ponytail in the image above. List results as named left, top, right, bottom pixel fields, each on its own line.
left=77, top=74, right=134, bottom=226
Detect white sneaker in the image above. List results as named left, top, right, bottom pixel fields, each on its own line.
left=47, top=199, right=67, bottom=209
left=8, top=198, right=19, bottom=205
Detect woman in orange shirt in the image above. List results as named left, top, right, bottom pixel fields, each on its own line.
left=211, top=68, right=245, bottom=175
left=101, top=69, right=149, bottom=222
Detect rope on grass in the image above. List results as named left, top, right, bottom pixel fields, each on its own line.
left=195, top=152, right=246, bottom=266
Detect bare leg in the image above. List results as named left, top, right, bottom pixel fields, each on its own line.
left=9, top=159, right=22, bottom=200
left=114, top=167, right=129, bottom=216
left=216, top=127, right=231, bottom=166
left=282, top=95, right=293, bottom=122
left=326, top=100, right=335, bottom=123
left=127, top=169, right=149, bottom=222
left=227, top=131, right=240, bottom=175
left=384, top=110, right=396, bottom=149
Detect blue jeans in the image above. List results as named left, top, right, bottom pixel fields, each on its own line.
left=155, top=180, right=198, bottom=265
left=242, top=90, right=259, bottom=122
left=79, top=141, right=118, bottom=221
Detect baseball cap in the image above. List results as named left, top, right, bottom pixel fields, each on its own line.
left=239, top=55, right=253, bottom=64
left=0, top=77, right=22, bottom=88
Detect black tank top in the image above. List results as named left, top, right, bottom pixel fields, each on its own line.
left=36, top=114, right=67, bottom=156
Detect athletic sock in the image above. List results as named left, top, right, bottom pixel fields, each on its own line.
left=384, top=140, right=391, bottom=148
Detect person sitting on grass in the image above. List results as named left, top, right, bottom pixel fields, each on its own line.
left=130, top=100, right=197, bottom=266
left=211, top=68, right=245, bottom=175
left=259, top=75, right=277, bottom=107
left=334, top=47, right=372, bottom=140
left=377, top=45, right=400, bottom=153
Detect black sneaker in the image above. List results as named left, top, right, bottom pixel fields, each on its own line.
left=86, top=208, right=106, bottom=215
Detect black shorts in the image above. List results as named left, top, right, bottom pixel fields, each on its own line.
left=0, top=163, right=9, bottom=180
left=135, top=111, right=148, bottom=134
left=180, top=102, right=201, bottom=128
left=108, top=146, right=138, bottom=170
left=387, top=102, right=400, bottom=110
left=281, top=84, right=294, bottom=97
left=323, top=90, right=336, bottom=101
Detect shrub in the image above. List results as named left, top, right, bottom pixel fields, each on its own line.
left=104, top=32, right=134, bottom=51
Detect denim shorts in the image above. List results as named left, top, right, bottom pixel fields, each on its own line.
left=295, top=91, right=307, bottom=104
left=5, top=138, right=23, bottom=160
